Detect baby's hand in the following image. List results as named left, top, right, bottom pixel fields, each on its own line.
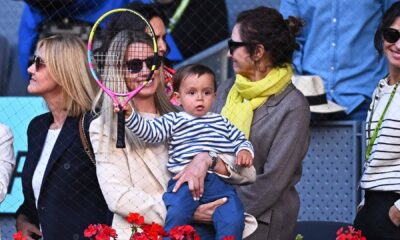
left=236, top=150, right=253, bottom=167
left=113, top=103, right=133, bottom=119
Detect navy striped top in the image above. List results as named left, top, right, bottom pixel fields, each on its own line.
left=126, top=111, right=254, bottom=173
left=361, top=78, right=400, bottom=196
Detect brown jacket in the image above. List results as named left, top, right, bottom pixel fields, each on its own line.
left=213, top=79, right=310, bottom=240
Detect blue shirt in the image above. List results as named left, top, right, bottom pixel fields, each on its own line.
left=280, top=0, right=395, bottom=114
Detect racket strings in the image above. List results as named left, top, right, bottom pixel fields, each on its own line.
left=103, top=30, right=129, bottom=95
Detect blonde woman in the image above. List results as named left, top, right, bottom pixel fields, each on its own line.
left=16, top=34, right=111, bottom=240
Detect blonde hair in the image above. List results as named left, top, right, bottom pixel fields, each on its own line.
left=37, top=34, right=98, bottom=117
left=92, top=31, right=176, bottom=150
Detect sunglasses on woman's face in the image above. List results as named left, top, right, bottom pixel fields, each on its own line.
left=383, top=27, right=400, bottom=43
left=228, top=39, right=252, bottom=55
left=33, top=55, right=46, bottom=71
left=125, top=56, right=160, bottom=74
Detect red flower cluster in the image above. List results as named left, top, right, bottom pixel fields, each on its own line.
left=13, top=231, right=27, bottom=240
left=84, top=224, right=117, bottom=240
left=336, top=226, right=366, bottom=240
left=125, top=212, right=168, bottom=240
left=82, top=212, right=237, bottom=240
left=169, top=225, right=200, bottom=240
left=223, top=236, right=235, bottom=240
left=126, top=212, right=145, bottom=226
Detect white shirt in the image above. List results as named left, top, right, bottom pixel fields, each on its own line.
left=361, top=78, right=400, bottom=209
left=0, top=123, right=15, bottom=202
left=32, top=128, right=61, bottom=207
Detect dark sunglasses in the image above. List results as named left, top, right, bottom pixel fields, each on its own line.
left=125, top=56, right=160, bottom=74
left=33, top=55, right=46, bottom=71
left=382, top=28, right=400, bottom=43
left=228, top=39, right=252, bottom=55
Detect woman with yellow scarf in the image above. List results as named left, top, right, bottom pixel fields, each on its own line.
left=212, top=7, right=311, bottom=240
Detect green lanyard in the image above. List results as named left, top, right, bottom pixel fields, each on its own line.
left=365, top=82, right=399, bottom=161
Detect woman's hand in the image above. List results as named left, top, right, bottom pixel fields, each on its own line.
left=16, top=214, right=42, bottom=240
left=389, top=205, right=400, bottom=226
left=193, top=198, right=227, bottom=223
left=172, top=152, right=210, bottom=200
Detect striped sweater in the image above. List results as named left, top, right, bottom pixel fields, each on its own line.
left=361, top=78, right=400, bottom=202
left=126, top=111, right=254, bottom=173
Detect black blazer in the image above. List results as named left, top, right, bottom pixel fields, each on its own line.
left=17, top=113, right=112, bottom=240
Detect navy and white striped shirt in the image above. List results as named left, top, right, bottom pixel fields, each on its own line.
left=361, top=78, right=400, bottom=198
left=126, top=111, right=254, bottom=173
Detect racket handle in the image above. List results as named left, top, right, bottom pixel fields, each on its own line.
left=116, top=108, right=126, bottom=148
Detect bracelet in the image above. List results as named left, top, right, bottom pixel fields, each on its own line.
left=208, top=151, right=218, bottom=171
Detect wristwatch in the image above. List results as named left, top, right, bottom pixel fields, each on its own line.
left=208, top=151, right=218, bottom=171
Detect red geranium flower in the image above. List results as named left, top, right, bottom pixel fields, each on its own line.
left=13, top=231, right=27, bottom=240
left=223, top=236, right=235, bottom=240
left=126, top=212, right=145, bottom=226
left=102, top=224, right=117, bottom=238
left=169, top=225, right=200, bottom=240
left=142, top=222, right=168, bottom=239
left=84, top=224, right=98, bottom=238
left=84, top=224, right=117, bottom=240
left=95, top=232, right=110, bottom=240
left=336, top=226, right=366, bottom=240
left=86, top=212, right=203, bottom=240
left=131, top=232, right=148, bottom=240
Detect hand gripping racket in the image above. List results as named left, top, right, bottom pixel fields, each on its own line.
left=87, top=8, right=159, bottom=148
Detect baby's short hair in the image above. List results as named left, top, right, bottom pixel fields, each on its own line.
left=173, top=64, right=216, bottom=92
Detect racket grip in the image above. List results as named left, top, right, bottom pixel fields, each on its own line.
left=116, top=108, right=126, bottom=148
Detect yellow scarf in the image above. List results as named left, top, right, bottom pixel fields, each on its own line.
left=221, top=64, right=293, bottom=138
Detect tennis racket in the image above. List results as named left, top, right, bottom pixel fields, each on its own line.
left=87, top=8, right=159, bottom=148
left=167, top=0, right=191, bottom=33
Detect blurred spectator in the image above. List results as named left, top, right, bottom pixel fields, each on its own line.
left=158, top=0, right=229, bottom=59
left=0, top=123, right=15, bottom=203
left=280, top=0, right=397, bottom=121
left=19, top=0, right=130, bottom=80
left=18, top=0, right=229, bottom=82
left=225, top=0, right=281, bottom=30
left=18, top=0, right=183, bottom=81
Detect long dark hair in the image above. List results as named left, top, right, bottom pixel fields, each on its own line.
left=235, top=6, right=303, bottom=67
